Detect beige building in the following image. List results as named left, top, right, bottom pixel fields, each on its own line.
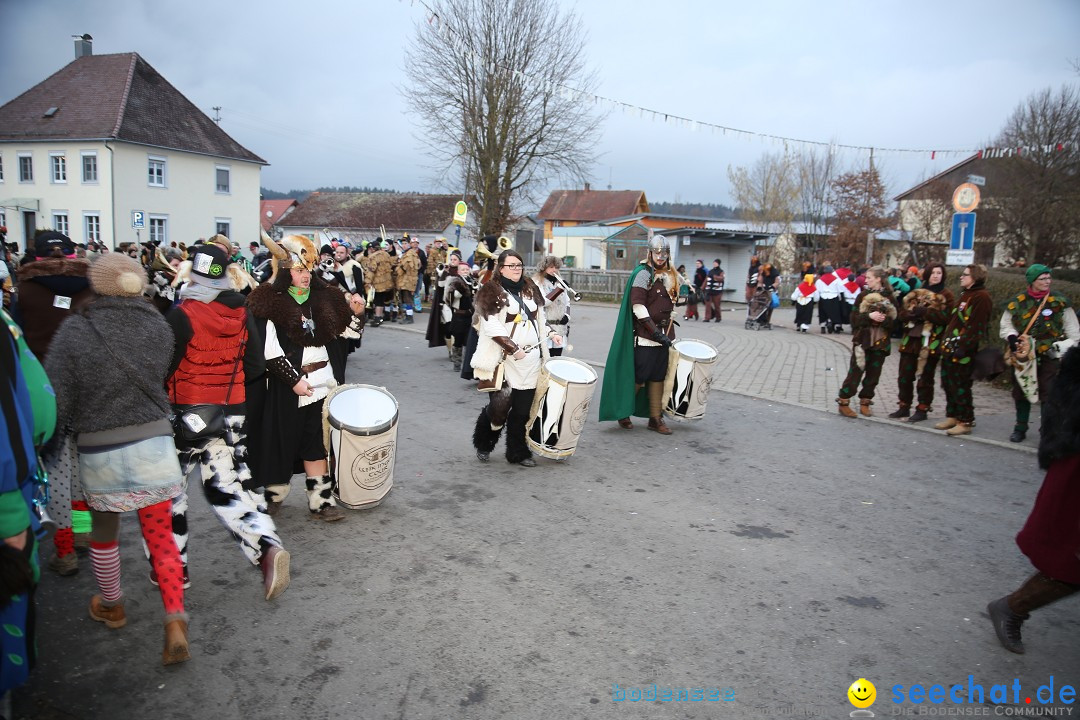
left=0, top=41, right=265, bottom=252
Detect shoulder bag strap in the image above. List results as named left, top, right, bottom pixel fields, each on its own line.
left=1020, top=295, right=1049, bottom=336
left=84, top=314, right=171, bottom=416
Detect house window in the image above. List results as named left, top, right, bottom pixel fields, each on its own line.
left=615, top=248, right=626, bottom=259
left=50, top=153, right=67, bottom=183
left=0, top=154, right=4, bottom=182
left=52, top=212, right=69, bottom=236
left=18, top=154, right=33, bottom=183
left=84, top=213, right=101, bottom=244
left=149, top=216, right=167, bottom=244
left=215, top=165, right=230, bottom=194
left=0, top=211, right=6, bottom=230
left=81, top=152, right=98, bottom=183
left=215, top=219, right=230, bottom=237
left=148, top=156, right=166, bottom=187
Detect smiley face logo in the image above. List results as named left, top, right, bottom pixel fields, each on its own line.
left=848, top=678, right=876, bottom=709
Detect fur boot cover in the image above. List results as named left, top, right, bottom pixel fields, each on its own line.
left=505, top=414, right=533, bottom=463
left=473, top=406, right=504, bottom=453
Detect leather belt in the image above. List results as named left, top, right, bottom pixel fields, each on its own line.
left=300, top=360, right=328, bottom=375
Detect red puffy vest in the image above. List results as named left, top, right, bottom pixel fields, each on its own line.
left=169, top=300, right=247, bottom=405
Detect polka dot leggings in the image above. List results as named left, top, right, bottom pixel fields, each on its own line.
left=89, top=501, right=184, bottom=616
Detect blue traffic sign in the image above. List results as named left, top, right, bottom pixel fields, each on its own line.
left=131, top=210, right=145, bottom=229
left=950, top=212, right=976, bottom=251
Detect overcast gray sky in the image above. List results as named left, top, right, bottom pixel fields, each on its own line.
left=2, top=0, right=1077, bottom=210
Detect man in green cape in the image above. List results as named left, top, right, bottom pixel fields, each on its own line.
left=599, top=236, right=679, bottom=434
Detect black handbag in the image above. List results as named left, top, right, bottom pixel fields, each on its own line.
left=172, top=334, right=246, bottom=443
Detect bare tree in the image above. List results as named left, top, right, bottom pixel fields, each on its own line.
left=728, top=151, right=798, bottom=265
left=992, top=84, right=1080, bottom=267
left=897, top=177, right=953, bottom=266
left=828, top=164, right=894, bottom=267
left=795, top=145, right=838, bottom=261
left=403, top=0, right=602, bottom=236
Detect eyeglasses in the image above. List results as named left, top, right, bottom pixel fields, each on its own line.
left=503, top=263, right=523, bottom=269
left=961, top=272, right=971, bottom=277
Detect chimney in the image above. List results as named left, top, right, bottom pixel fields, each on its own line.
left=584, top=182, right=591, bottom=192
left=73, top=34, right=93, bottom=58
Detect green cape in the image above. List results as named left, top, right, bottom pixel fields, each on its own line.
left=598, top=263, right=653, bottom=421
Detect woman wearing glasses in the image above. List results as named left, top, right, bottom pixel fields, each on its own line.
left=471, top=251, right=563, bottom=467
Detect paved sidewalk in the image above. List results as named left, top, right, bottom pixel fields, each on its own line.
left=382, top=301, right=1038, bottom=453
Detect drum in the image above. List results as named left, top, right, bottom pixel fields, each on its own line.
left=663, top=339, right=718, bottom=422
left=526, top=357, right=598, bottom=460
left=323, top=384, right=398, bottom=510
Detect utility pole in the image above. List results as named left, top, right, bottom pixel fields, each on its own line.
left=212, top=106, right=221, bottom=124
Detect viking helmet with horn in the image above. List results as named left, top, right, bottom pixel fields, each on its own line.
left=261, top=230, right=318, bottom=283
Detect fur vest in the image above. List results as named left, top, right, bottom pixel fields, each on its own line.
left=247, top=281, right=352, bottom=348
left=471, top=278, right=549, bottom=379
left=15, top=257, right=94, bottom=360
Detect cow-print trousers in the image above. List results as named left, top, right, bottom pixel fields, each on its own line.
left=173, top=415, right=283, bottom=566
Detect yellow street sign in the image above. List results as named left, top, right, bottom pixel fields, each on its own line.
left=453, top=201, right=468, bottom=226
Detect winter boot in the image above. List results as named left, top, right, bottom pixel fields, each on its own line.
left=162, top=615, right=191, bottom=665
left=859, top=399, right=874, bottom=417
left=836, top=398, right=857, bottom=418
left=946, top=422, right=972, bottom=436
left=934, top=417, right=958, bottom=430
left=260, top=546, right=291, bottom=601
left=888, top=404, right=910, bottom=419
left=647, top=417, right=672, bottom=435
left=452, top=346, right=463, bottom=372
left=907, top=405, right=929, bottom=423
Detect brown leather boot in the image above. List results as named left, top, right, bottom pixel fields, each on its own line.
left=836, top=398, right=857, bottom=418
left=647, top=417, right=672, bottom=435
left=162, top=617, right=190, bottom=665
left=934, top=417, right=958, bottom=430
left=89, top=595, right=126, bottom=629
left=261, top=546, right=291, bottom=601
left=945, top=422, right=972, bottom=436
left=617, top=417, right=633, bottom=429
left=859, top=398, right=874, bottom=417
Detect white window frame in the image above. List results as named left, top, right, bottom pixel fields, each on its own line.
left=148, top=155, right=167, bottom=188
left=18, top=153, right=33, bottom=183
left=149, top=214, right=168, bottom=245
left=215, top=218, right=231, bottom=237
left=81, top=151, right=98, bottom=184
left=0, top=153, right=4, bottom=183
left=52, top=211, right=69, bottom=236
left=83, top=213, right=101, bottom=245
left=0, top=210, right=6, bottom=229
left=215, top=165, right=231, bottom=194
left=50, top=152, right=67, bottom=184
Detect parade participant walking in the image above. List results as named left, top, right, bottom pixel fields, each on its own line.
left=165, top=244, right=290, bottom=600
left=425, top=237, right=448, bottom=303
left=987, top=345, right=1080, bottom=654
left=532, top=256, right=570, bottom=358
left=889, top=263, right=953, bottom=423
left=703, top=259, right=725, bottom=322
left=599, top=235, right=679, bottom=435
left=395, top=240, right=421, bottom=324
left=443, top=256, right=475, bottom=371
left=816, top=264, right=845, bottom=334
left=835, top=267, right=896, bottom=418
left=11, top=231, right=94, bottom=577
left=937, top=264, right=993, bottom=436
left=999, top=264, right=1079, bottom=442
left=471, top=250, right=562, bottom=466
left=790, top=273, right=818, bottom=333
left=684, top=259, right=706, bottom=321
left=745, top=256, right=760, bottom=303
left=410, top=237, right=426, bottom=312
left=366, top=241, right=395, bottom=327
left=44, top=253, right=190, bottom=665
left=247, top=236, right=364, bottom=521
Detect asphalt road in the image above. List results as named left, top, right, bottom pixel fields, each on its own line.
left=18, top=321, right=1076, bottom=720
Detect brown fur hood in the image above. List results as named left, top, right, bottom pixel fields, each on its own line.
left=247, top=281, right=352, bottom=347
left=474, top=277, right=542, bottom=318
left=17, top=257, right=90, bottom=281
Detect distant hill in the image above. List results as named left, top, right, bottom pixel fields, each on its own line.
left=650, top=201, right=736, bottom=219
left=261, top=186, right=400, bottom=202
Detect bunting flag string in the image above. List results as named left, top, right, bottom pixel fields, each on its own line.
left=404, top=0, right=1076, bottom=161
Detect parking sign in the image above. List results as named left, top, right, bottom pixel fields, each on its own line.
left=131, top=211, right=145, bottom=229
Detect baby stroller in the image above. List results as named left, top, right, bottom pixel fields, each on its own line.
left=744, top=286, right=773, bottom=330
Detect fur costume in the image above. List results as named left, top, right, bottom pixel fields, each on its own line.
left=258, top=232, right=320, bottom=283
left=903, top=288, right=947, bottom=376
left=854, top=291, right=897, bottom=370
left=1038, top=345, right=1080, bottom=470
left=470, top=277, right=550, bottom=381
left=247, top=279, right=354, bottom=349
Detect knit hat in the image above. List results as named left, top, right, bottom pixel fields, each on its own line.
left=189, top=244, right=233, bottom=289
left=35, top=230, right=76, bottom=259
left=1026, top=264, right=1051, bottom=285
left=88, top=253, right=146, bottom=297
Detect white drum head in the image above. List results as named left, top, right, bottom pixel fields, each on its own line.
left=328, top=385, right=399, bottom=436
left=675, top=339, right=718, bottom=361
left=545, top=358, right=597, bottom=384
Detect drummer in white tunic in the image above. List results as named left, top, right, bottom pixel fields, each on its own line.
left=471, top=250, right=563, bottom=466
left=532, top=255, right=571, bottom=357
